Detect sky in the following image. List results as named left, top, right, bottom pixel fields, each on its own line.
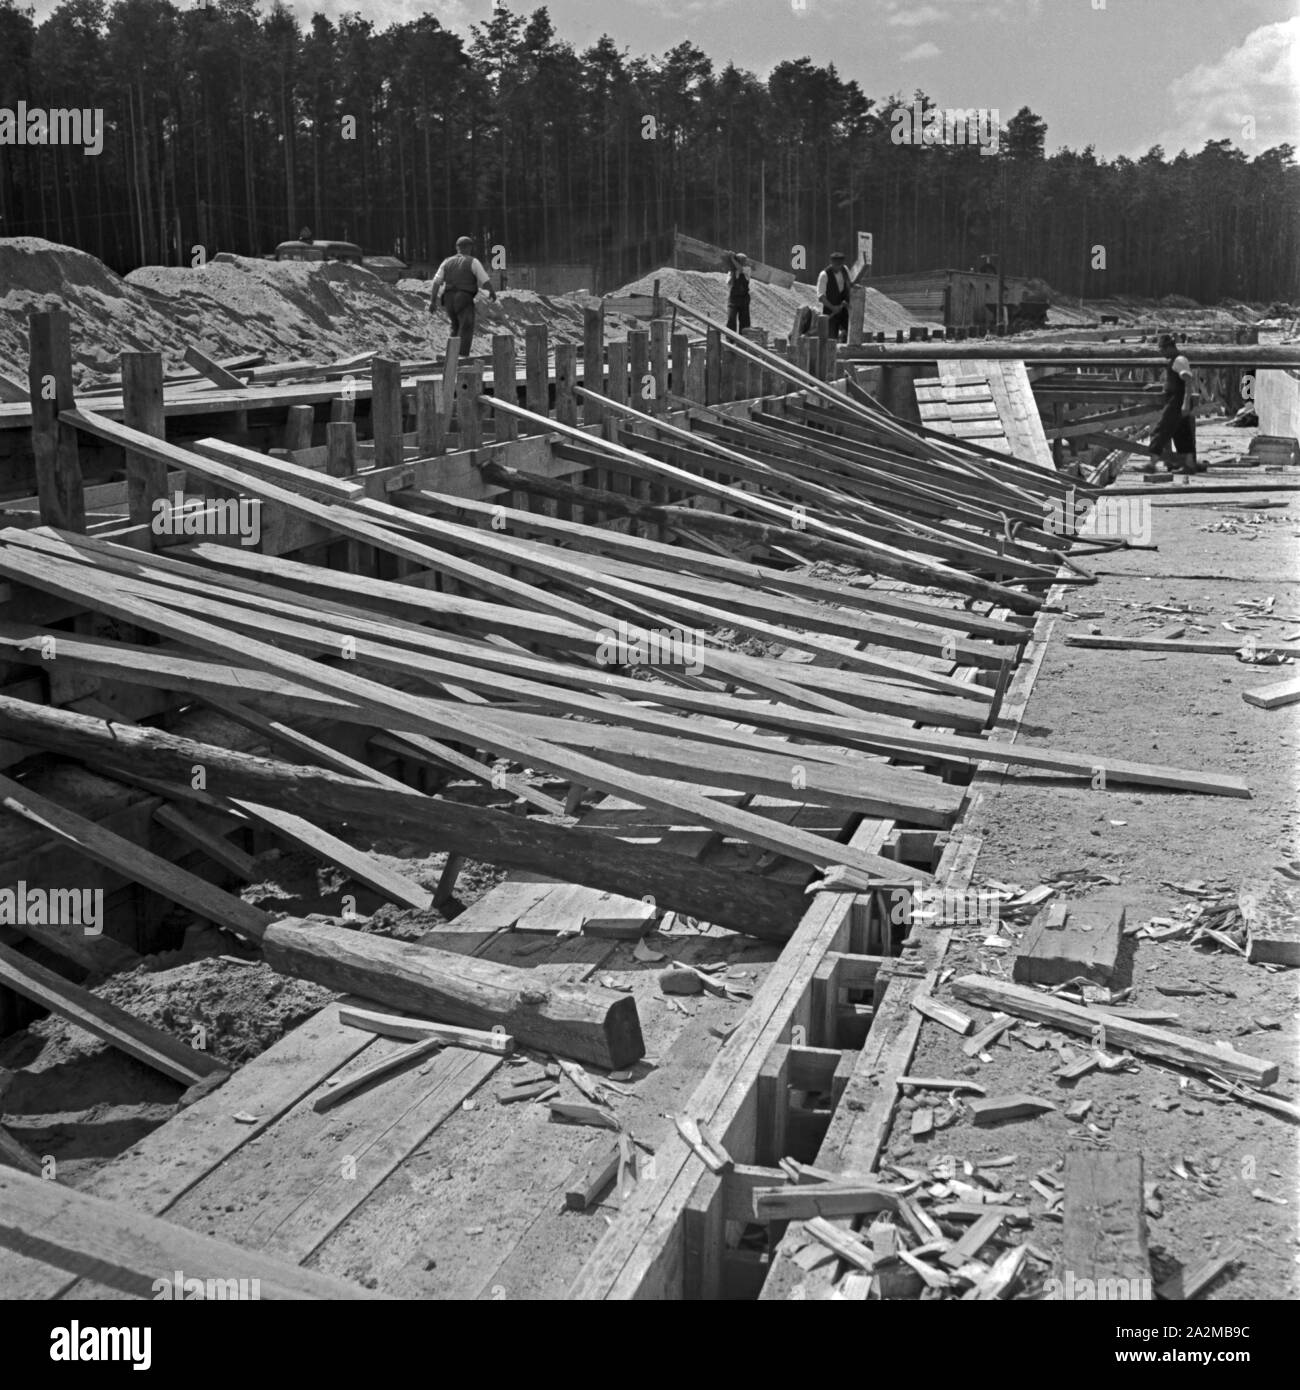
left=25, top=0, right=1300, bottom=159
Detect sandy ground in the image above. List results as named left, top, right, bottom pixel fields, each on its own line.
left=886, top=420, right=1300, bottom=1299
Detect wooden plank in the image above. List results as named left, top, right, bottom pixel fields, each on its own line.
left=950, top=974, right=1278, bottom=1087
left=0, top=940, right=224, bottom=1087
left=1013, top=900, right=1124, bottom=986
left=183, top=344, right=246, bottom=391
left=1062, top=1151, right=1152, bottom=1299
left=752, top=1182, right=900, bottom=1221
left=0, top=1167, right=386, bottom=1299
left=1071, top=636, right=1300, bottom=658
left=312, top=1034, right=443, bottom=1112
left=337, top=1004, right=513, bottom=1052
left=1240, top=879, right=1300, bottom=967
left=153, top=802, right=257, bottom=878
left=1243, top=675, right=1300, bottom=710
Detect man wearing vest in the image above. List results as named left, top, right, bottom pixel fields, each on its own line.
left=430, top=236, right=495, bottom=356
left=816, top=251, right=851, bottom=341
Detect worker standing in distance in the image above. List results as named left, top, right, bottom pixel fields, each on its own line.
left=1146, top=333, right=1202, bottom=475
left=430, top=236, right=496, bottom=356
left=725, top=250, right=752, bottom=332
left=816, top=251, right=852, bottom=341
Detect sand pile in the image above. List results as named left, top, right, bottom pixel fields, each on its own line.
left=0, top=238, right=641, bottom=386
left=610, top=267, right=928, bottom=338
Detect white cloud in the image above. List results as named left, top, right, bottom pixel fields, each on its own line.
left=886, top=4, right=949, bottom=28
left=1153, top=17, right=1300, bottom=155
left=900, top=40, right=941, bottom=63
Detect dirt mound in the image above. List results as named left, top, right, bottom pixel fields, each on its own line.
left=610, top=266, right=927, bottom=339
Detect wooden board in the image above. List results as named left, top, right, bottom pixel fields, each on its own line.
left=1062, top=1151, right=1152, bottom=1300
left=1239, top=878, right=1300, bottom=967
left=0, top=1167, right=385, bottom=1299
left=1242, top=676, right=1300, bottom=710
left=1013, top=900, right=1124, bottom=986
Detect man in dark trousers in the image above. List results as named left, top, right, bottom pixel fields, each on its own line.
left=430, top=236, right=496, bottom=356
left=1146, top=333, right=1201, bottom=474
left=725, top=250, right=752, bottom=332
left=816, top=251, right=851, bottom=341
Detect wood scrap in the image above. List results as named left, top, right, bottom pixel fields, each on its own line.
left=1062, top=1150, right=1152, bottom=1299
left=910, top=994, right=974, bottom=1035
left=313, top=1035, right=446, bottom=1112
left=1013, top=900, right=1124, bottom=987
left=803, top=1216, right=877, bottom=1272
left=969, top=1094, right=1057, bottom=1125
left=337, top=1005, right=514, bottom=1053
left=753, top=1182, right=901, bottom=1221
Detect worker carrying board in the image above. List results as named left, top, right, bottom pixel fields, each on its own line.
left=430, top=236, right=496, bottom=356
left=724, top=250, right=752, bottom=332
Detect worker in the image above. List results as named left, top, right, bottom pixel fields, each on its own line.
left=725, top=250, right=752, bottom=333
left=430, top=236, right=496, bottom=356
left=1146, top=333, right=1202, bottom=475
left=816, top=251, right=851, bottom=341
left=299, top=226, right=313, bottom=244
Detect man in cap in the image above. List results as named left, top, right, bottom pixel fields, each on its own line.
left=430, top=236, right=496, bottom=356
left=1145, top=333, right=1201, bottom=475
left=725, top=250, right=752, bottom=332
left=816, top=251, right=852, bottom=341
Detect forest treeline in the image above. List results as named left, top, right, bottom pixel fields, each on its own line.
left=0, top=0, right=1296, bottom=300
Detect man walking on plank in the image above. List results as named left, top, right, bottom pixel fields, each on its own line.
left=430, top=236, right=496, bottom=357
left=1145, top=333, right=1202, bottom=475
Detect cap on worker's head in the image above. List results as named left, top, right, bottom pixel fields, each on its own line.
left=830, top=250, right=846, bottom=261
left=734, top=251, right=749, bottom=262
left=456, top=235, right=473, bottom=250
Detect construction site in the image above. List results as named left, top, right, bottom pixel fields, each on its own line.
left=0, top=0, right=1297, bottom=1331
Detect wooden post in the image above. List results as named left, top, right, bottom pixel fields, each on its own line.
left=456, top=365, right=484, bottom=450
left=325, top=420, right=357, bottom=477
left=718, top=337, right=737, bottom=403
left=649, top=319, right=669, bottom=416
left=687, top=342, right=708, bottom=404
left=628, top=328, right=650, bottom=415
left=705, top=326, right=722, bottom=405
left=283, top=403, right=314, bottom=454
left=670, top=331, right=690, bottom=403
left=823, top=339, right=839, bottom=384
left=741, top=328, right=764, bottom=399
left=605, top=339, right=630, bottom=407
left=415, top=378, right=444, bottom=456
left=814, top=314, right=831, bottom=380
left=848, top=284, right=867, bottom=345
left=583, top=305, right=604, bottom=426
left=524, top=323, right=549, bottom=427
left=492, top=333, right=518, bottom=443
left=554, top=343, right=578, bottom=427
left=440, top=336, right=461, bottom=440
left=329, top=393, right=355, bottom=423
left=370, top=357, right=403, bottom=471
left=119, top=351, right=168, bottom=533
left=752, top=329, right=772, bottom=398
left=27, top=309, right=85, bottom=531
